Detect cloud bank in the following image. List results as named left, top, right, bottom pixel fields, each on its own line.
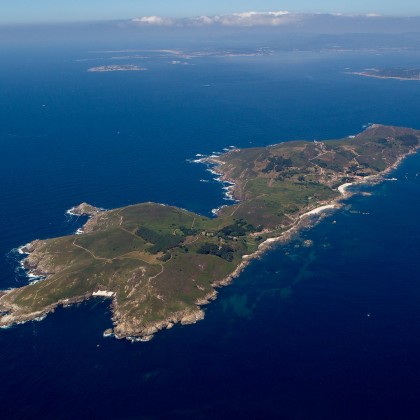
left=125, top=11, right=420, bottom=35
left=131, top=11, right=383, bottom=27
left=132, top=11, right=300, bottom=27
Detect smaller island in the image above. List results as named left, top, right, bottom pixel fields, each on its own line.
left=350, top=68, right=420, bottom=81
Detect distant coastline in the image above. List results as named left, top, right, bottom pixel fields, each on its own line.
left=350, top=68, right=420, bottom=81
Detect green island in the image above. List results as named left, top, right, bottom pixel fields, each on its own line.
left=0, top=125, right=419, bottom=341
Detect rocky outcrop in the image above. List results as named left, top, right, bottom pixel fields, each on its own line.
left=66, top=202, right=102, bottom=217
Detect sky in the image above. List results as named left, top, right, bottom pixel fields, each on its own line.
left=1, top=0, right=420, bottom=24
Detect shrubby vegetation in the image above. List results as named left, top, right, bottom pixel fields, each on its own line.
left=179, top=226, right=198, bottom=236
left=216, top=219, right=256, bottom=239
left=136, top=226, right=185, bottom=254
left=197, top=242, right=235, bottom=262
left=158, top=251, right=172, bottom=262
left=375, top=137, right=391, bottom=147
left=262, top=156, right=293, bottom=173
left=397, top=134, right=419, bottom=146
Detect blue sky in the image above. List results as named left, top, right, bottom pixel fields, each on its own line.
left=2, top=0, right=420, bottom=24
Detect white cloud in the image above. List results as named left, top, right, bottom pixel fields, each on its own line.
left=211, top=11, right=292, bottom=26
left=132, top=16, right=174, bottom=26
left=327, top=12, right=382, bottom=18
left=132, top=11, right=297, bottom=27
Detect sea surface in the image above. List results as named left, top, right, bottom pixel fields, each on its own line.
left=0, top=45, right=420, bottom=419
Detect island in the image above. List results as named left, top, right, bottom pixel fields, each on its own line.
left=351, top=68, right=420, bottom=81
left=87, top=65, right=147, bottom=72
left=0, top=125, right=419, bottom=341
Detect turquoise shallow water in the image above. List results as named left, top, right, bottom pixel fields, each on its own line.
left=0, top=46, right=419, bottom=419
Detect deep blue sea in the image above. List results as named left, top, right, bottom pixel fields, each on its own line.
left=0, top=45, right=420, bottom=419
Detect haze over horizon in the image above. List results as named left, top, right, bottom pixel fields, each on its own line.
left=2, top=0, right=420, bottom=24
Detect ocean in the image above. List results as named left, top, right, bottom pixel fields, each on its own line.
left=0, top=44, right=420, bottom=419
